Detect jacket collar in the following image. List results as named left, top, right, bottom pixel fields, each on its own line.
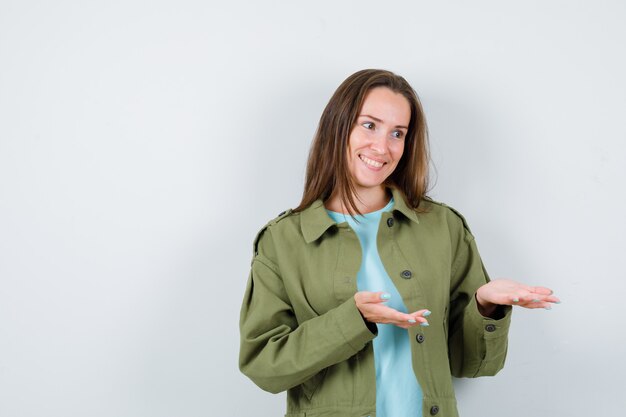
left=300, top=187, right=419, bottom=243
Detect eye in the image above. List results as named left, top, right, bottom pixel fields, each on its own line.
left=392, top=130, right=405, bottom=139
left=362, top=122, right=375, bottom=130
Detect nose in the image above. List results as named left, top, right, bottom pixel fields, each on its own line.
left=368, top=131, right=387, bottom=155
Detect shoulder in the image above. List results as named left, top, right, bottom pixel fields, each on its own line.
left=420, top=196, right=474, bottom=235
left=252, top=208, right=300, bottom=257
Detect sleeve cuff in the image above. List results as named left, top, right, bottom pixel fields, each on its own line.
left=334, top=297, right=377, bottom=352
left=467, top=294, right=512, bottom=338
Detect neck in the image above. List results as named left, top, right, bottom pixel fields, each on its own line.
left=325, top=185, right=391, bottom=214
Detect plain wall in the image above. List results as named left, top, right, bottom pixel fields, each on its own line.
left=1, top=1, right=625, bottom=416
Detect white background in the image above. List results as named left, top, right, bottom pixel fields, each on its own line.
left=1, top=1, right=625, bottom=416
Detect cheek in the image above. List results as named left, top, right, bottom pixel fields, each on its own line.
left=348, top=134, right=366, bottom=159
left=391, top=142, right=405, bottom=162
left=348, top=131, right=366, bottom=150
left=346, top=134, right=355, bottom=158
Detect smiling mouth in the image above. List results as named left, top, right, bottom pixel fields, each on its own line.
left=359, top=154, right=385, bottom=168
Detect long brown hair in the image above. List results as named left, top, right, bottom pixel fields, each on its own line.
left=294, top=69, right=430, bottom=215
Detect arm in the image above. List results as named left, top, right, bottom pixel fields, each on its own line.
left=238, top=230, right=376, bottom=394
left=447, top=226, right=512, bottom=378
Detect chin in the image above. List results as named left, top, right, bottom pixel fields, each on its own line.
left=354, top=177, right=388, bottom=189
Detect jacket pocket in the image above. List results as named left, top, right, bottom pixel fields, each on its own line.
left=300, top=368, right=328, bottom=401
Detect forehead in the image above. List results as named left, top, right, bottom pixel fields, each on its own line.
left=360, top=87, right=411, bottom=125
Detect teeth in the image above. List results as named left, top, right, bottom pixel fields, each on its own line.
left=360, top=155, right=384, bottom=168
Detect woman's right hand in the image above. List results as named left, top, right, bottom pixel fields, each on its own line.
left=354, top=291, right=430, bottom=329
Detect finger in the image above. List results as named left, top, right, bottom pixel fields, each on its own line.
left=528, top=291, right=561, bottom=304
left=407, top=317, right=429, bottom=326
left=516, top=294, right=561, bottom=308
left=394, top=311, right=417, bottom=323
left=515, top=293, right=551, bottom=304
left=355, top=291, right=389, bottom=304
left=403, top=317, right=426, bottom=328
left=522, top=294, right=561, bottom=304
left=367, top=304, right=413, bottom=323
left=503, top=292, right=532, bottom=305
left=378, top=292, right=391, bottom=302
left=386, top=309, right=423, bottom=326
left=530, top=286, right=554, bottom=296
left=368, top=304, right=430, bottom=327
left=517, top=300, right=554, bottom=310
left=410, top=309, right=431, bottom=325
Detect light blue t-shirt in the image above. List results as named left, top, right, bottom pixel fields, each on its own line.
left=326, top=198, right=423, bottom=417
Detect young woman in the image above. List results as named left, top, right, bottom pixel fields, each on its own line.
left=239, top=69, right=559, bottom=417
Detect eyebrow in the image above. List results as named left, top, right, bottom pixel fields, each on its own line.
left=359, top=114, right=408, bottom=130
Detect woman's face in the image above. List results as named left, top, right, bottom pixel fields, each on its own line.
left=347, top=87, right=411, bottom=194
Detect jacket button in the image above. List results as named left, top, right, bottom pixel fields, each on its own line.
left=416, top=334, right=425, bottom=343
left=485, top=324, right=497, bottom=332
left=400, top=270, right=412, bottom=279
left=387, top=217, right=394, bottom=227
left=430, top=405, right=439, bottom=415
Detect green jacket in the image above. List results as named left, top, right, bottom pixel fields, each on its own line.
left=239, top=187, right=512, bottom=417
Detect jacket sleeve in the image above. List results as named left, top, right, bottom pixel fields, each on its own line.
left=447, top=220, right=512, bottom=378
left=238, top=227, right=376, bottom=394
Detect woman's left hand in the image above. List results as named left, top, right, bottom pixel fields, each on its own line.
left=476, top=278, right=560, bottom=316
